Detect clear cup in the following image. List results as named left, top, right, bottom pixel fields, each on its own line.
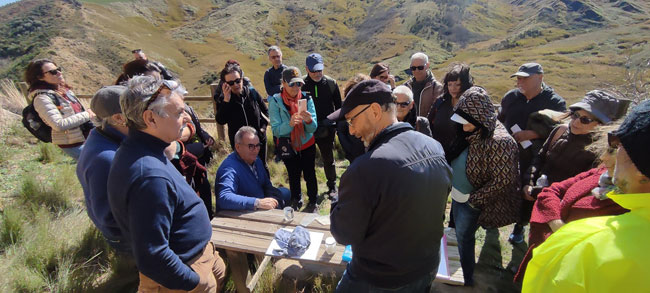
left=325, top=237, right=336, bottom=254
left=283, top=206, right=294, bottom=222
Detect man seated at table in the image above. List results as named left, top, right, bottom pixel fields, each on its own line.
left=216, top=126, right=291, bottom=210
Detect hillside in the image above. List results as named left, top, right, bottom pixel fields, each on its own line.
left=0, top=0, right=648, bottom=102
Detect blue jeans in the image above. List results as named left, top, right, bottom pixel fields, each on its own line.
left=60, top=144, right=83, bottom=160
left=336, top=264, right=434, bottom=293
left=452, top=199, right=481, bottom=286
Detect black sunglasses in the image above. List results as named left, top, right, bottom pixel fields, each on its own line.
left=309, top=70, right=322, bottom=73
left=396, top=101, right=411, bottom=108
left=145, top=80, right=178, bottom=110
left=410, top=65, right=425, bottom=71
left=244, top=143, right=262, bottom=151
left=44, top=67, right=62, bottom=75
left=571, top=111, right=597, bottom=124
left=288, top=81, right=304, bottom=88
left=225, top=78, right=242, bottom=86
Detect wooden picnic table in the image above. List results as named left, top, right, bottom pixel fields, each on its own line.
left=211, top=209, right=464, bottom=292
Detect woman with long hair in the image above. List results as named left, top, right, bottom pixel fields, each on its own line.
left=24, top=58, right=95, bottom=159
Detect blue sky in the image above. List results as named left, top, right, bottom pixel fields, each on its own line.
left=0, top=0, right=20, bottom=7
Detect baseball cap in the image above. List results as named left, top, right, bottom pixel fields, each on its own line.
left=282, top=66, right=304, bottom=85
left=336, top=79, right=394, bottom=120
left=306, top=53, right=324, bottom=72
left=569, top=90, right=631, bottom=124
left=510, top=63, right=543, bottom=78
left=90, top=85, right=127, bottom=119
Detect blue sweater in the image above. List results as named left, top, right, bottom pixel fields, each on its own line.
left=269, top=92, right=318, bottom=146
left=216, top=152, right=273, bottom=210
left=107, top=130, right=211, bottom=291
left=76, top=126, right=128, bottom=252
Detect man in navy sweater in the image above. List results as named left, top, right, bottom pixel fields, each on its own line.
left=216, top=126, right=291, bottom=210
left=108, top=76, right=225, bottom=292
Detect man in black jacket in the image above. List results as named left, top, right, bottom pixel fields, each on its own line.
left=302, top=53, right=342, bottom=197
left=330, top=80, right=452, bottom=292
left=497, top=62, right=566, bottom=244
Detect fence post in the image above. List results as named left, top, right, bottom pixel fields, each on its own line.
left=16, top=81, right=30, bottom=104
left=210, top=83, right=226, bottom=141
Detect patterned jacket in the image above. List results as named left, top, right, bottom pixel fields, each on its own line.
left=454, top=87, right=521, bottom=228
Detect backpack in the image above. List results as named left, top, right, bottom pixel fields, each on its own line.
left=21, top=92, right=60, bottom=143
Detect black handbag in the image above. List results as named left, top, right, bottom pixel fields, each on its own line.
left=275, top=137, right=296, bottom=160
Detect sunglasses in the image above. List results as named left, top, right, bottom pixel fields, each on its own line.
left=410, top=65, right=425, bottom=71
left=396, top=101, right=411, bottom=108
left=44, top=67, right=62, bottom=75
left=607, top=132, right=620, bottom=154
left=309, top=70, right=322, bottom=73
left=225, top=78, right=241, bottom=86
left=346, top=104, right=371, bottom=126
left=145, top=80, right=178, bottom=110
left=571, top=111, right=597, bottom=124
left=244, top=143, right=263, bottom=151
left=289, top=81, right=304, bottom=88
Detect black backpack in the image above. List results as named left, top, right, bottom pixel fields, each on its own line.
left=21, top=93, right=60, bottom=143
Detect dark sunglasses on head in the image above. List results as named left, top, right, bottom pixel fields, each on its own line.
left=571, top=111, right=597, bottom=124
left=44, top=67, right=62, bottom=75
left=289, top=81, right=304, bottom=88
left=396, top=101, right=411, bottom=108
left=607, top=132, right=620, bottom=153
left=245, top=143, right=262, bottom=151
left=145, top=80, right=179, bottom=110
left=225, top=78, right=242, bottom=86
left=410, top=65, right=425, bottom=71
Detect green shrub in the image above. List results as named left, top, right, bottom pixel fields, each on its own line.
left=0, top=206, right=24, bottom=249
left=19, top=176, right=72, bottom=213
left=37, top=143, right=62, bottom=163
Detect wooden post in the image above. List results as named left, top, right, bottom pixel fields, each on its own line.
left=210, top=83, right=226, bottom=141
left=16, top=81, right=30, bottom=104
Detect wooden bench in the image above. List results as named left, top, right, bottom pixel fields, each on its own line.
left=211, top=209, right=464, bottom=292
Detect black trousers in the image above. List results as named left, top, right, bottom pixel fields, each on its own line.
left=282, top=144, right=318, bottom=202
left=315, top=131, right=337, bottom=190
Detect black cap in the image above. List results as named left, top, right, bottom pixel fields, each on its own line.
left=335, top=79, right=394, bottom=120
left=282, top=66, right=304, bottom=85
left=612, top=100, right=650, bottom=179
left=90, top=85, right=127, bottom=119
left=510, top=63, right=543, bottom=77
left=569, top=90, right=631, bottom=124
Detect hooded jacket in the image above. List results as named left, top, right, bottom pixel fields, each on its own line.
left=454, top=87, right=521, bottom=228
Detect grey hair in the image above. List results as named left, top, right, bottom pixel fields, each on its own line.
left=234, top=126, right=258, bottom=144
left=267, top=46, right=281, bottom=55
left=393, top=85, right=413, bottom=102
left=120, top=76, right=186, bottom=130
left=410, top=52, right=429, bottom=64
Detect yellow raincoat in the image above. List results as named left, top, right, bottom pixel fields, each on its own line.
left=523, top=192, right=650, bottom=293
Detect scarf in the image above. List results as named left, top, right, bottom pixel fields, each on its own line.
left=281, top=89, right=305, bottom=150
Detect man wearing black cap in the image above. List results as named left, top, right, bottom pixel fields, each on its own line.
left=330, top=79, right=452, bottom=292
left=498, top=62, right=567, bottom=244
left=522, top=100, right=650, bottom=292
left=302, top=53, right=342, bottom=198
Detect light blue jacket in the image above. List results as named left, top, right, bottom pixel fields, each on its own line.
left=269, top=92, right=318, bottom=146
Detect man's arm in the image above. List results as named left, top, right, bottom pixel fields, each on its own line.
left=330, top=166, right=372, bottom=246
left=331, top=79, right=342, bottom=110
left=128, top=177, right=200, bottom=291
left=216, top=166, right=258, bottom=210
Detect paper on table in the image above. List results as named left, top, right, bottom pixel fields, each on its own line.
left=315, top=215, right=330, bottom=225
left=436, top=234, right=450, bottom=279
left=265, top=228, right=324, bottom=261
left=510, top=124, right=532, bottom=149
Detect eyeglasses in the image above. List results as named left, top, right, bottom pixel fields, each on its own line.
left=288, top=81, right=304, bottom=88
left=396, top=101, right=411, bottom=108
left=571, top=111, right=597, bottom=124
left=244, top=143, right=262, bottom=151
left=607, top=132, right=620, bottom=154
left=410, top=65, right=425, bottom=71
left=346, top=104, right=371, bottom=126
left=43, top=67, right=62, bottom=75
left=225, top=78, right=241, bottom=86
left=145, top=80, right=178, bottom=110
left=309, top=70, right=322, bottom=73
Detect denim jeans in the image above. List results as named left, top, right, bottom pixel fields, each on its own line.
left=336, top=264, right=434, bottom=293
left=452, top=199, right=481, bottom=286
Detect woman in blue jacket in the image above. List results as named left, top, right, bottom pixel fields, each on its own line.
left=269, top=66, right=319, bottom=211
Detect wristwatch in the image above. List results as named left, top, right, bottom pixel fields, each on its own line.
left=254, top=199, right=260, bottom=210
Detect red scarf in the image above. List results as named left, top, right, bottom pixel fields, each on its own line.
left=281, top=89, right=306, bottom=150
left=57, top=87, right=83, bottom=114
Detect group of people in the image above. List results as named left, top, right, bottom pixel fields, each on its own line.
left=21, top=45, right=650, bottom=292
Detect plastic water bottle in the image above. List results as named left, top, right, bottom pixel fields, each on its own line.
left=536, top=174, right=549, bottom=187
left=342, top=245, right=353, bottom=262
